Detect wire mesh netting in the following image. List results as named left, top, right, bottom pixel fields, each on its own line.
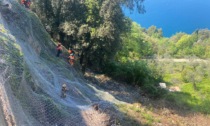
left=0, top=0, right=123, bottom=125
left=0, top=46, right=116, bottom=126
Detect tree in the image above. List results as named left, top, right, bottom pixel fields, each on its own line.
left=32, top=0, right=145, bottom=73
left=182, top=61, right=204, bottom=90
left=147, top=25, right=163, bottom=38
left=175, top=34, right=194, bottom=57
left=116, top=22, right=154, bottom=61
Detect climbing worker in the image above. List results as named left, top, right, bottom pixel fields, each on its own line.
left=25, top=0, right=31, bottom=9
left=61, top=84, right=68, bottom=98
left=21, top=0, right=31, bottom=9
left=21, top=0, right=25, bottom=6
left=68, top=53, right=75, bottom=65
left=68, top=48, right=75, bottom=55
left=67, top=48, right=75, bottom=65
left=56, top=42, right=62, bottom=57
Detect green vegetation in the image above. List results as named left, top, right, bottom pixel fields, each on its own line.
left=110, top=21, right=210, bottom=114
left=118, top=22, right=210, bottom=60
left=32, top=0, right=145, bottom=73
left=102, top=22, right=165, bottom=98
left=117, top=22, right=154, bottom=61
left=117, top=103, right=159, bottom=126
left=156, top=61, right=210, bottom=114
left=103, top=60, right=165, bottom=98
left=164, top=30, right=210, bottom=58
left=0, top=34, right=24, bottom=93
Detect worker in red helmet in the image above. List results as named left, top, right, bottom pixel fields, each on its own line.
left=26, top=0, right=31, bottom=8
left=21, top=0, right=31, bottom=9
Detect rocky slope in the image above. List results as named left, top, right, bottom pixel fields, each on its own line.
left=0, top=0, right=124, bottom=125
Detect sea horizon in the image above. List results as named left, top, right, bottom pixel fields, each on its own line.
left=123, top=0, right=210, bottom=37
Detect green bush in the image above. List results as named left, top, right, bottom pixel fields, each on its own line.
left=104, top=61, right=165, bottom=98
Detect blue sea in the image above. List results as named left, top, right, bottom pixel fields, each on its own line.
left=123, top=0, right=210, bottom=37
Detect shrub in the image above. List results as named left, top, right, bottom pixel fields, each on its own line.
left=103, top=61, right=165, bottom=98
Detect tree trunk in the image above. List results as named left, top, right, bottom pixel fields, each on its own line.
left=59, top=31, right=65, bottom=44
left=80, top=51, right=86, bottom=74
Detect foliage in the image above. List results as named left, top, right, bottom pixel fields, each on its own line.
left=147, top=25, right=163, bottom=38
left=159, top=61, right=210, bottom=114
left=162, top=30, right=210, bottom=58
left=119, top=23, right=210, bottom=59
left=0, top=35, right=24, bottom=94
left=116, top=103, right=159, bottom=125
left=32, top=0, right=145, bottom=73
left=181, top=62, right=205, bottom=90
left=103, top=60, right=164, bottom=98
left=116, top=22, right=154, bottom=61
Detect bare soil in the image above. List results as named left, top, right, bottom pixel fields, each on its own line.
left=85, top=70, right=210, bottom=126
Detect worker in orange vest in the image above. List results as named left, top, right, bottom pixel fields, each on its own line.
left=68, top=53, right=75, bottom=65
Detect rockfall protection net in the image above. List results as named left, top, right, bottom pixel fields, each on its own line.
left=0, top=40, right=115, bottom=126
left=0, top=66, right=108, bottom=126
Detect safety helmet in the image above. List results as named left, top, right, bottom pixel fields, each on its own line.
left=62, top=84, right=66, bottom=87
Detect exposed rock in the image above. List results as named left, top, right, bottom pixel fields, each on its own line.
left=159, top=83, right=167, bottom=89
